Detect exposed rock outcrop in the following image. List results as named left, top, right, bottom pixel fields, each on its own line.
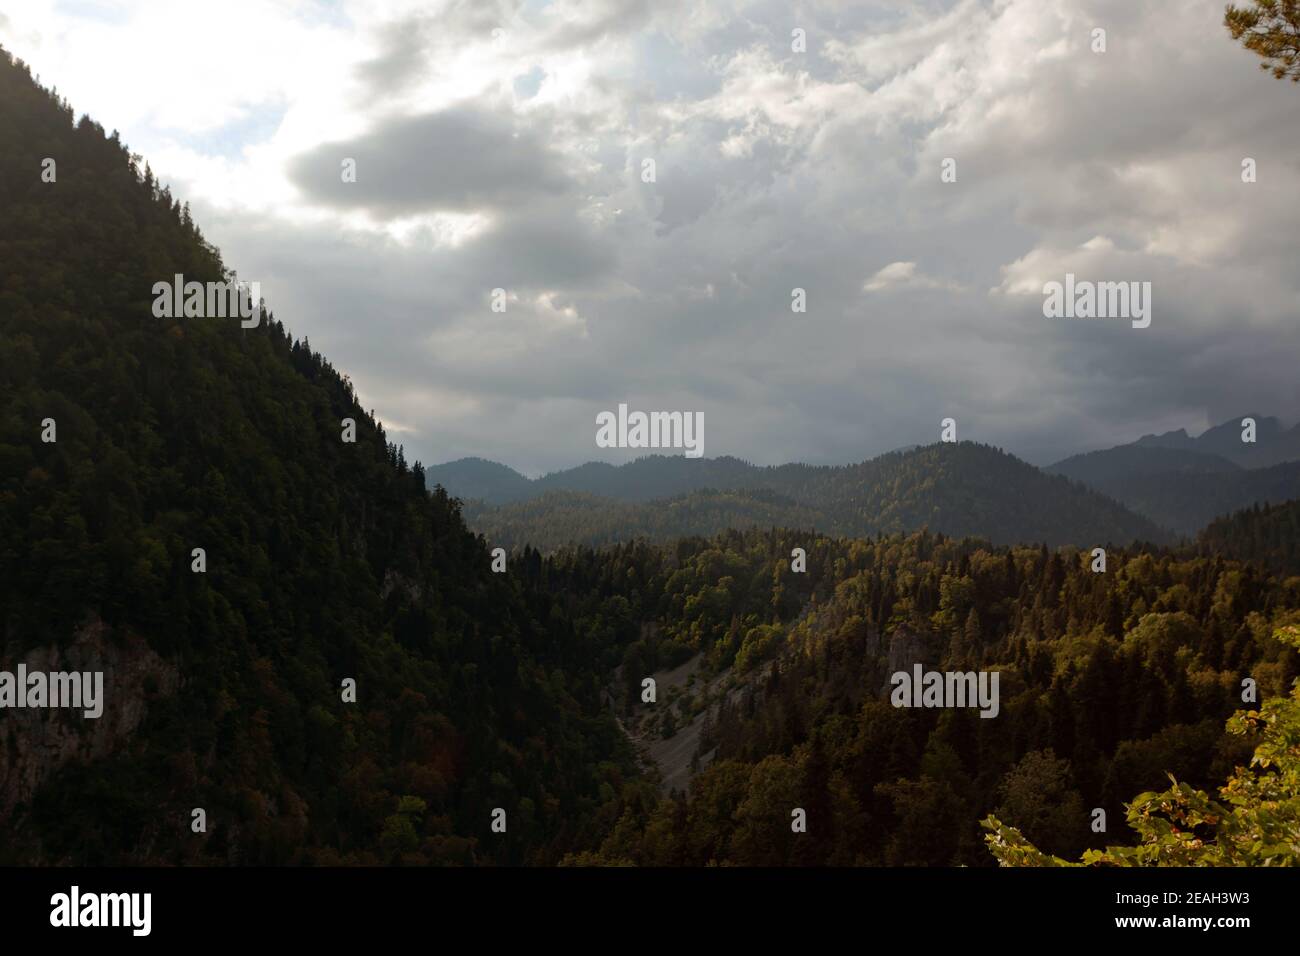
left=0, top=618, right=180, bottom=817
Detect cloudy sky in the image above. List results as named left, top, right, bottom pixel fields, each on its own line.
left=4, top=0, right=1299, bottom=475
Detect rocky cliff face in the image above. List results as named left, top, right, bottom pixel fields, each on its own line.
left=877, top=626, right=937, bottom=694
left=0, top=618, right=179, bottom=817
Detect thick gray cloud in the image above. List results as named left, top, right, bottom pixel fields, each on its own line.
left=288, top=105, right=572, bottom=215
left=168, top=0, right=1300, bottom=476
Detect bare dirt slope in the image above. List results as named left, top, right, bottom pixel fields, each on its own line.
left=613, top=652, right=770, bottom=795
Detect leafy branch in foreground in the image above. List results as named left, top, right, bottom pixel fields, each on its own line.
left=1226, top=1, right=1300, bottom=82
left=984, top=624, right=1300, bottom=866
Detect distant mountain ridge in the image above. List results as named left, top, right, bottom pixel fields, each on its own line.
left=1047, top=415, right=1300, bottom=534
left=433, top=415, right=1299, bottom=510
left=1129, top=415, right=1300, bottom=468
left=1047, top=446, right=1242, bottom=485
left=430, top=454, right=774, bottom=505
left=424, top=456, right=535, bottom=503
left=442, top=442, right=1172, bottom=550
left=430, top=414, right=1299, bottom=548
left=1051, top=458, right=1300, bottom=536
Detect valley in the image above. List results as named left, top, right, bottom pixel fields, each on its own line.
left=2, top=36, right=1298, bottom=872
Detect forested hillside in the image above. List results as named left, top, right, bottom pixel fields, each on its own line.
left=455, top=444, right=1172, bottom=550
left=1198, top=501, right=1300, bottom=576
left=421, top=457, right=534, bottom=504
left=464, top=487, right=829, bottom=550
left=1047, top=445, right=1242, bottom=485
left=0, top=47, right=635, bottom=865
left=1049, top=455, right=1300, bottom=536
left=539, top=530, right=1299, bottom=865
left=1048, top=419, right=1300, bottom=535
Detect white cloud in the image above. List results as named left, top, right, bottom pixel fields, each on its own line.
left=4, top=0, right=1299, bottom=472
left=864, top=261, right=961, bottom=293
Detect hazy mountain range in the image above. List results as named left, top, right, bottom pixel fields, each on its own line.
left=429, top=417, right=1300, bottom=548
left=1045, top=417, right=1300, bottom=534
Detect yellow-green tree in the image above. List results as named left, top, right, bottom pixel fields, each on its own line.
left=1226, top=1, right=1300, bottom=81
left=984, top=625, right=1300, bottom=865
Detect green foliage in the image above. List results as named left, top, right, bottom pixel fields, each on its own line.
left=379, top=796, right=428, bottom=861
left=735, top=624, right=781, bottom=673
left=984, top=625, right=1300, bottom=866
left=992, top=750, right=1086, bottom=859
left=1199, top=500, right=1300, bottom=576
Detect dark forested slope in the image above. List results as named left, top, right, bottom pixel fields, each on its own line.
left=1198, top=500, right=1300, bottom=576
left=1049, top=450, right=1300, bottom=537
left=0, top=47, right=634, bottom=865
left=1048, top=421, right=1300, bottom=535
